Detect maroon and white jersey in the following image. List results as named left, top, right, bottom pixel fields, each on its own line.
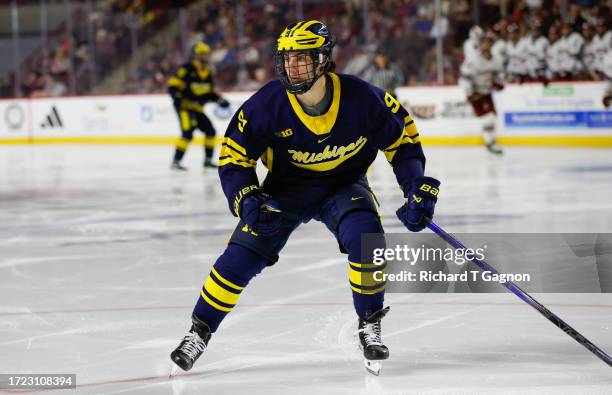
left=602, top=49, right=612, bottom=80
left=593, top=31, right=612, bottom=75
left=583, top=38, right=599, bottom=76
left=547, top=39, right=564, bottom=77
left=558, top=32, right=585, bottom=74
left=459, top=52, right=504, bottom=95
left=491, top=39, right=507, bottom=65
left=526, top=35, right=549, bottom=78
left=505, top=37, right=529, bottom=77
left=602, top=51, right=612, bottom=104
left=463, top=38, right=481, bottom=63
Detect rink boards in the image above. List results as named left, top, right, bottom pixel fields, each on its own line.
left=0, top=81, right=611, bottom=146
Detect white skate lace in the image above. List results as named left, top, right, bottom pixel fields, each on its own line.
left=358, top=321, right=383, bottom=346
left=181, top=331, right=207, bottom=359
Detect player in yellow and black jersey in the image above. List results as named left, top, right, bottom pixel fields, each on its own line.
left=170, top=20, right=441, bottom=375
left=167, top=42, right=230, bottom=170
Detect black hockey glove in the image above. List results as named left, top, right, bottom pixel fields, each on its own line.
left=396, top=176, right=440, bottom=232
left=239, top=192, right=283, bottom=236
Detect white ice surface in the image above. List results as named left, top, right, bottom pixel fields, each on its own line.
left=1, top=145, right=611, bottom=394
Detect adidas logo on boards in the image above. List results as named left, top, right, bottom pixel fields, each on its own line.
left=40, top=106, right=64, bottom=129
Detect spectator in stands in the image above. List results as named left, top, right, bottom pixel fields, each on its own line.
left=569, top=2, right=588, bottom=32
left=50, top=47, right=70, bottom=78
left=546, top=25, right=564, bottom=80
left=22, top=72, right=44, bottom=97
left=559, top=22, right=585, bottom=79
left=9, top=0, right=612, bottom=97
left=235, top=68, right=261, bottom=90
left=0, top=77, right=12, bottom=97
left=594, top=16, right=612, bottom=76
left=30, top=74, right=68, bottom=97
left=95, top=29, right=116, bottom=73
left=504, top=23, right=529, bottom=83
left=526, top=19, right=550, bottom=82
left=582, top=22, right=600, bottom=79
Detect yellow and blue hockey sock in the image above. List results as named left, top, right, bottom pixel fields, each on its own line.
left=192, top=244, right=269, bottom=332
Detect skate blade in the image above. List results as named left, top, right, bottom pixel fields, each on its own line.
left=365, top=360, right=382, bottom=376
left=169, top=363, right=180, bottom=379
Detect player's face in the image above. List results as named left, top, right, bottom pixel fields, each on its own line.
left=283, top=51, right=315, bottom=84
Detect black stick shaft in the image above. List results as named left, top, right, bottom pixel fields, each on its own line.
left=427, top=220, right=612, bottom=368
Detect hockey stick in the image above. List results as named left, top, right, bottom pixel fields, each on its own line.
left=425, top=219, right=612, bottom=368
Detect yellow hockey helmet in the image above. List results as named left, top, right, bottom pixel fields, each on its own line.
left=275, top=20, right=334, bottom=94
left=192, top=42, right=211, bottom=55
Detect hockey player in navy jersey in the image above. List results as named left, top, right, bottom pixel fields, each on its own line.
left=170, top=20, right=440, bottom=375
left=168, top=42, right=230, bottom=170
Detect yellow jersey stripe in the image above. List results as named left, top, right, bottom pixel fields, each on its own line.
left=404, top=122, right=419, bottom=138
left=167, top=77, right=186, bottom=89
left=223, top=137, right=247, bottom=156
left=383, top=130, right=404, bottom=153
left=384, top=150, right=397, bottom=163
left=219, top=157, right=257, bottom=168
left=219, top=143, right=257, bottom=166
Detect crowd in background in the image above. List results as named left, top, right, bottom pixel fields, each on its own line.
left=2, top=0, right=192, bottom=97
left=1, top=0, right=611, bottom=97
left=463, top=0, right=612, bottom=85
left=130, top=0, right=467, bottom=92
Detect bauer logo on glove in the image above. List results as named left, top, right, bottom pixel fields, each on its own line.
left=396, top=176, right=441, bottom=232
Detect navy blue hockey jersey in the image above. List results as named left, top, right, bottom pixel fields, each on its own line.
left=219, top=72, right=425, bottom=216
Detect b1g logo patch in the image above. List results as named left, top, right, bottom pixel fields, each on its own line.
left=275, top=128, right=293, bottom=138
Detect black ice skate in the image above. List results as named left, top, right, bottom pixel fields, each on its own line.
left=170, top=316, right=212, bottom=374
left=171, top=161, right=188, bottom=171
left=357, top=306, right=390, bottom=375
left=486, top=142, right=503, bottom=155
left=203, top=157, right=218, bottom=169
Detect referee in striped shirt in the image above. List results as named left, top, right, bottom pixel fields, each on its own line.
left=362, top=49, right=405, bottom=97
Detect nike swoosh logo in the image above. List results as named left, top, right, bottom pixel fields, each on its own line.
left=317, top=135, right=332, bottom=143
left=351, top=197, right=365, bottom=201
